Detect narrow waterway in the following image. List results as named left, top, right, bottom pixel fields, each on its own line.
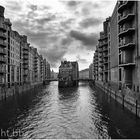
left=0, top=81, right=140, bottom=139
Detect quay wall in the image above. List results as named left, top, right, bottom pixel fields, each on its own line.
left=94, top=81, right=140, bottom=118
left=0, top=82, right=44, bottom=101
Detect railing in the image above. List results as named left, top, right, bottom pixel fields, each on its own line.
left=0, top=48, right=6, bottom=54
left=119, top=40, right=135, bottom=49
left=0, top=65, right=5, bottom=73
left=23, top=70, right=28, bottom=76
left=23, top=50, right=28, bottom=55
left=119, top=59, right=135, bottom=65
left=23, top=55, right=28, bottom=60
left=23, top=47, right=28, bottom=51
left=103, top=47, right=108, bottom=52
left=103, top=60, right=108, bottom=64
left=0, top=56, right=6, bottom=63
left=0, top=32, right=6, bottom=39
left=0, top=24, right=6, bottom=31
left=23, top=65, right=28, bottom=69
left=119, top=25, right=135, bottom=35
left=0, top=41, right=6, bottom=47
left=118, top=10, right=135, bottom=23
left=118, top=1, right=130, bottom=12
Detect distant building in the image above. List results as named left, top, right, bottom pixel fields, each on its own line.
left=46, top=62, right=51, bottom=80
left=58, top=61, right=79, bottom=87
left=89, top=64, right=94, bottom=80
left=79, top=68, right=89, bottom=79
left=51, top=70, right=58, bottom=80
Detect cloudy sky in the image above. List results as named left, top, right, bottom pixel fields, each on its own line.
left=0, top=0, right=116, bottom=72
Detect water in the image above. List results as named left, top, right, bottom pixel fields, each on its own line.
left=0, top=81, right=140, bottom=139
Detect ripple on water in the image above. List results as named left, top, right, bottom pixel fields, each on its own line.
left=0, top=82, right=140, bottom=139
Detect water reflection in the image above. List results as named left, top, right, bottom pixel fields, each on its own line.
left=0, top=82, right=140, bottom=139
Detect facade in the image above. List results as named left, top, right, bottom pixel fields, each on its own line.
left=92, top=1, right=140, bottom=109
left=110, top=4, right=119, bottom=91
left=51, top=70, right=58, bottom=80
left=93, top=46, right=99, bottom=81
left=0, top=5, right=51, bottom=90
left=79, top=68, right=89, bottom=79
left=89, top=63, right=93, bottom=80
left=10, top=30, right=21, bottom=86
left=58, top=61, right=79, bottom=87
left=118, top=1, right=139, bottom=91
left=0, top=6, right=6, bottom=86
left=98, top=18, right=111, bottom=83
left=46, top=61, right=51, bottom=80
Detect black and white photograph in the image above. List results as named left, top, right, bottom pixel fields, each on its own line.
left=0, top=0, right=140, bottom=139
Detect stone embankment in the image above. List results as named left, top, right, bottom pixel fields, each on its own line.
left=95, top=81, right=140, bottom=118
left=0, top=82, right=43, bottom=101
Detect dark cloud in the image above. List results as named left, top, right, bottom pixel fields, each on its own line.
left=70, top=30, right=98, bottom=49
left=60, top=18, right=75, bottom=29
left=61, top=37, right=72, bottom=46
left=40, top=45, right=68, bottom=68
left=24, top=30, right=67, bottom=67
left=28, top=4, right=38, bottom=11
left=36, top=15, right=56, bottom=25
left=13, top=19, right=68, bottom=68
left=79, top=17, right=102, bottom=28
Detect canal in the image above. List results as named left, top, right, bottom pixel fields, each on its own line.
left=0, top=81, right=140, bottom=139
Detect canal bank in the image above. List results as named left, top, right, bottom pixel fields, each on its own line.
left=1, top=81, right=140, bottom=139
left=94, top=81, right=140, bottom=118
left=0, top=82, right=44, bottom=101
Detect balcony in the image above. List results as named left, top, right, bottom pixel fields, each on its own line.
left=98, top=36, right=107, bottom=41
left=23, top=56, right=28, bottom=60
left=102, top=47, right=108, bottom=52
left=0, top=32, right=6, bottom=40
left=118, top=1, right=134, bottom=13
left=23, top=60, right=28, bottom=65
left=118, top=12, right=135, bottom=25
left=99, top=58, right=103, bottom=62
left=34, top=59, right=38, bottom=63
left=23, top=65, right=28, bottom=69
left=98, top=49, right=103, bottom=53
left=23, top=70, right=28, bottom=76
left=0, top=66, right=5, bottom=74
left=0, top=48, right=6, bottom=55
left=119, top=41, right=135, bottom=50
left=119, top=80, right=132, bottom=89
left=103, top=60, right=108, bottom=64
left=0, top=41, right=7, bottom=48
left=99, top=64, right=103, bottom=68
left=103, top=52, right=108, bottom=58
left=23, top=47, right=28, bottom=51
left=119, top=60, right=135, bottom=67
left=119, top=26, right=135, bottom=37
left=103, top=65, right=108, bottom=71
left=23, top=50, right=28, bottom=55
left=0, top=56, right=6, bottom=63
left=99, top=54, right=103, bottom=58
left=0, top=24, right=6, bottom=32
left=0, top=80, right=5, bottom=85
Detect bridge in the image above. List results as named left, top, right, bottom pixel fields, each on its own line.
left=78, top=79, right=94, bottom=82
left=43, top=79, right=94, bottom=83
